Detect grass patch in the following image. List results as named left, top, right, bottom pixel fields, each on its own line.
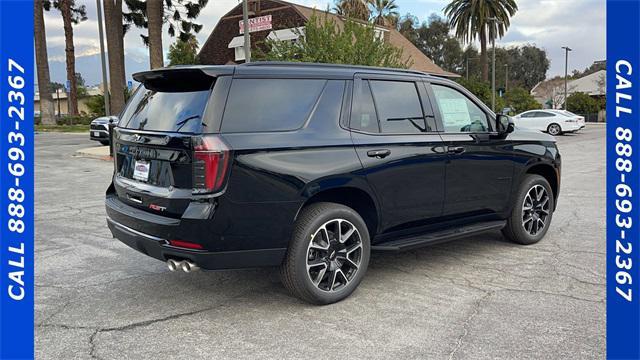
left=35, top=124, right=89, bottom=133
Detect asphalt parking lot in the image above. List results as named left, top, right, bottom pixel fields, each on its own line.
left=35, top=126, right=605, bottom=359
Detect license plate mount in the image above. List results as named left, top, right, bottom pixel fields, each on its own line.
left=133, top=160, right=150, bottom=182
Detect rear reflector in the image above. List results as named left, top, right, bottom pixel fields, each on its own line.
left=192, top=135, right=230, bottom=193
left=169, top=240, right=204, bottom=250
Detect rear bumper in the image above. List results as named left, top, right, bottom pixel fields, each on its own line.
left=107, top=217, right=286, bottom=270
left=105, top=194, right=289, bottom=270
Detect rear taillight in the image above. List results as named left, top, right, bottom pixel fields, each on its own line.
left=192, top=135, right=231, bottom=194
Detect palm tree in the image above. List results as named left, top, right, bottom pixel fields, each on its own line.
left=35, top=0, right=56, bottom=125
left=369, top=0, right=399, bottom=26
left=146, top=0, right=163, bottom=69
left=444, top=0, right=517, bottom=81
left=55, top=0, right=87, bottom=116
left=103, top=0, right=126, bottom=114
left=124, top=0, right=209, bottom=69
left=333, top=0, right=370, bottom=21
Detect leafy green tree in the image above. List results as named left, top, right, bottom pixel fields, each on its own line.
left=503, top=87, right=541, bottom=113
left=168, top=35, right=199, bottom=65
left=445, top=0, right=518, bottom=81
left=456, top=77, right=504, bottom=111
left=507, top=45, right=549, bottom=90
left=261, top=13, right=410, bottom=69
left=566, top=92, right=599, bottom=115
left=396, top=13, right=418, bottom=43
left=86, top=95, right=106, bottom=117
left=415, top=14, right=464, bottom=73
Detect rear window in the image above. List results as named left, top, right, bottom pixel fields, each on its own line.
left=221, top=79, right=326, bottom=133
left=120, top=84, right=211, bottom=133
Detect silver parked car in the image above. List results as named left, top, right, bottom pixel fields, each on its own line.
left=90, top=116, right=119, bottom=145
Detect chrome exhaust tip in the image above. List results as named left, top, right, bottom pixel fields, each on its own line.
left=167, top=259, right=180, bottom=272
left=180, top=260, right=200, bottom=273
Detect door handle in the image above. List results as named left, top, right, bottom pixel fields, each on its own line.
left=447, top=146, right=465, bottom=154
left=367, top=149, right=391, bottom=159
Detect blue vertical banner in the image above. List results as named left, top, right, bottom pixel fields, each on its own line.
left=607, top=0, right=640, bottom=359
left=0, top=0, right=35, bottom=359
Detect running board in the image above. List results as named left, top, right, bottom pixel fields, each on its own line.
left=371, top=220, right=506, bottom=252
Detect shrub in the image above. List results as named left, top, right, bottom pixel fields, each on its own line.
left=566, top=92, right=599, bottom=115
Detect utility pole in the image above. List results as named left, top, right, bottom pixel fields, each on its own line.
left=466, top=56, right=469, bottom=80
left=96, top=0, right=110, bottom=116
left=488, top=17, right=502, bottom=111
left=562, top=46, right=572, bottom=110
left=504, top=64, right=509, bottom=92
left=242, top=0, right=251, bottom=63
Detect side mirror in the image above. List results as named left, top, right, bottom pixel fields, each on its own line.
left=496, top=114, right=515, bottom=135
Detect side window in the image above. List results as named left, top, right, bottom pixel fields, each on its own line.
left=370, top=80, right=427, bottom=134
left=538, top=111, right=555, bottom=117
left=350, top=80, right=379, bottom=133
left=521, top=112, right=536, bottom=118
left=431, top=84, right=489, bottom=133
left=221, top=79, right=325, bottom=133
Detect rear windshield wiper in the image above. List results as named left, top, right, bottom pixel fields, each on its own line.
left=174, top=115, right=204, bottom=132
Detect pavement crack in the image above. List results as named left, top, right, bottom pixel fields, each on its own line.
left=447, top=290, right=493, bottom=360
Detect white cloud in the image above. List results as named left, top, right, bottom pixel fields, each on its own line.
left=42, top=0, right=604, bottom=83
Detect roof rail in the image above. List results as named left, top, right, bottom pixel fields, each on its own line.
left=240, top=61, right=435, bottom=77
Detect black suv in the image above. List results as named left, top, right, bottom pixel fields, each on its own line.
left=106, top=62, right=561, bottom=304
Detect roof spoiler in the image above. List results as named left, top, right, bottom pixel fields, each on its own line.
left=132, top=66, right=234, bottom=92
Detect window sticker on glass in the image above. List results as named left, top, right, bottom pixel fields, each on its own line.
left=438, top=98, right=471, bottom=127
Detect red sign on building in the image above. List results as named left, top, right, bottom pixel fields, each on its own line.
left=239, top=15, right=273, bottom=34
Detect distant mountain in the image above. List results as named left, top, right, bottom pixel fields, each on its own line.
left=48, top=53, right=148, bottom=87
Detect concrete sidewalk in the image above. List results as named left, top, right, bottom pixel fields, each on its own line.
left=74, top=145, right=111, bottom=160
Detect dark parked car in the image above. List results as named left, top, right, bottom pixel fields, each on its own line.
left=106, top=63, right=561, bottom=304
left=90, top=115, right=119, bottom=145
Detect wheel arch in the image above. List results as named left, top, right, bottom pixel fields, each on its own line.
left=525, top=163, right=559, bottom=206
left=296, top=185, right=380, bottom=238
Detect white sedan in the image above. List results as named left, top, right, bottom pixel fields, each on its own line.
left=512, top=109, right=586, bottom=135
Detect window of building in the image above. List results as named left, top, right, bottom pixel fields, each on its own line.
left=432, top=84, right=489, bottom=133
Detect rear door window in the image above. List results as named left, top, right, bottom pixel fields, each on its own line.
left=221, top=78, right=326, bottom=133
left=350, top=80, right=379, bottom=133
left=120, top=85, right=212, bottom=133
left=370, top=80, right=426, bottom=134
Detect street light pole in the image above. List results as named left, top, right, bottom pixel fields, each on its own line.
left=242, top=0, right=251, bottom=63
left=96, top=0, right=110, bottom=116
left=466, top=56, right=469, bottom=79
left=562, top=46, right=572, bottom=110
left=488, top=17, right=502, bottom=111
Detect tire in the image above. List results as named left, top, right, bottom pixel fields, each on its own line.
left=280, top=202, right=371, bottom=305
left=547, top=123, right=562, bottom=136
left=99, top=140, right=110, bottom=146
left=502, top=174, right=555, bottom=245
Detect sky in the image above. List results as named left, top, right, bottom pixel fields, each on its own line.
left=41, top=0, right=605, bottom=86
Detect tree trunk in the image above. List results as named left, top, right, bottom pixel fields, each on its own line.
left=103, top=0, right=126, bottom=114
left=147, top=0, right=164, bottom=69
left=34, top=0, right=56, bottom=125
left=480, top=26, right=488, bottom=82
left=59, top=0, right=78, bottom=115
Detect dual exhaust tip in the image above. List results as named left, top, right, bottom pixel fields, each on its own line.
left=167, top=259, right=199, bottom=273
